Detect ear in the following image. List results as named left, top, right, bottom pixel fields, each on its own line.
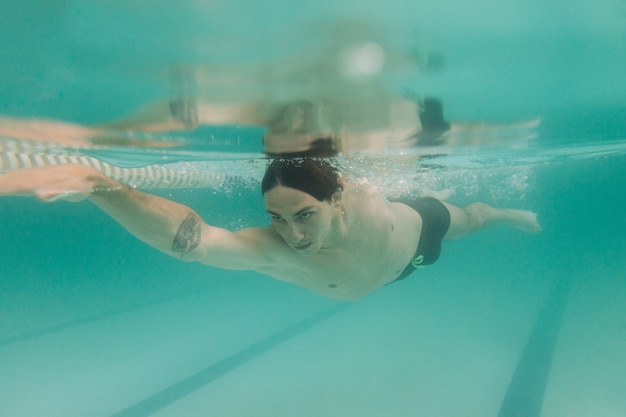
left=331, top=189, right=342, bottom=206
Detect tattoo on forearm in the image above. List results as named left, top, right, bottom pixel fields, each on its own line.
left=172, top=213, right=201, bottom=258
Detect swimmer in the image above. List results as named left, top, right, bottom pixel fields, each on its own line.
left=0, top=158, right=541, bottom=301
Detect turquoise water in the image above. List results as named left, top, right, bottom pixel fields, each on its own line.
left=1, top=1, right=626, bottom=417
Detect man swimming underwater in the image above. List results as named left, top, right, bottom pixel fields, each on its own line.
left=0, top=158, right=540, bottom=300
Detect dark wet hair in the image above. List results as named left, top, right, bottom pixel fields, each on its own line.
left=263, top=137, right=340, bottom=158
left=261, top=158, right=343, bottom=202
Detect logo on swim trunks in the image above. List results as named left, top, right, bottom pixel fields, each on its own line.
left=411, top=255, right=424, bottom=268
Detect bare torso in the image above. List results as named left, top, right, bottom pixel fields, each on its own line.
left=251, top=181, right=422, bottom=300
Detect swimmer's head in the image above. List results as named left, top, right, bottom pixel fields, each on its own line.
left=261, top=158, right=343, bottom=202
left=262, top=158, right=344, bottom=256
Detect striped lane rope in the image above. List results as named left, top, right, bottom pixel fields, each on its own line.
left=1, top=137, right=226, bottom=190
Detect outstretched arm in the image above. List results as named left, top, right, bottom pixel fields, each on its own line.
left=0, top=164, right=273, bottom=270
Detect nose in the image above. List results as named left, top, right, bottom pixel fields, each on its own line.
left=286, top=223, right=304, bottom=243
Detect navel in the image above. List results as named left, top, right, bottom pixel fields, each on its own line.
left=328, top=283, right=338, bottom=288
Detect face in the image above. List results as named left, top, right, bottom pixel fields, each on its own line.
left=264, top=185, right=338, bottom=256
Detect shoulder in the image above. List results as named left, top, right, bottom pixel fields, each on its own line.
left=343, top=177, right=379, bottom=199
left=343, top=179, right=387, bottom=211
left=233, top=226, right=282, bottom=246
left=341, top=180, right=396, bottom=234
left=234, top=226, right=303, bottom=262
left=192, top=225, right=290, bottom=271
left=230, top=226, right=311, bottom=278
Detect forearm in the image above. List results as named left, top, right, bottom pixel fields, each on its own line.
left=88, top=175, right=201, bottom=259
left=0, top=163, right=204, bottom=258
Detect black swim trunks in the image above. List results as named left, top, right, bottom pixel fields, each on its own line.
left=391, top=197, right=451, bottom=282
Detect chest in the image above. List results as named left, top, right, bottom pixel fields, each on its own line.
left=261, top=198, right=422, bottom=300
left=274, top=224, right=412, bottom=299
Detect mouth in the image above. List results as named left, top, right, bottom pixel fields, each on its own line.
left=292, top=242, right=312, bottom=251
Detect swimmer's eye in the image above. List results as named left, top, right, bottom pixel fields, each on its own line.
left=298, top=211, right=313, bottom=220
left=270, top=215, right=284, bottom=222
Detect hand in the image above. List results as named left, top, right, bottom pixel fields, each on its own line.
left=0, top=164, right=107, bottom=202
